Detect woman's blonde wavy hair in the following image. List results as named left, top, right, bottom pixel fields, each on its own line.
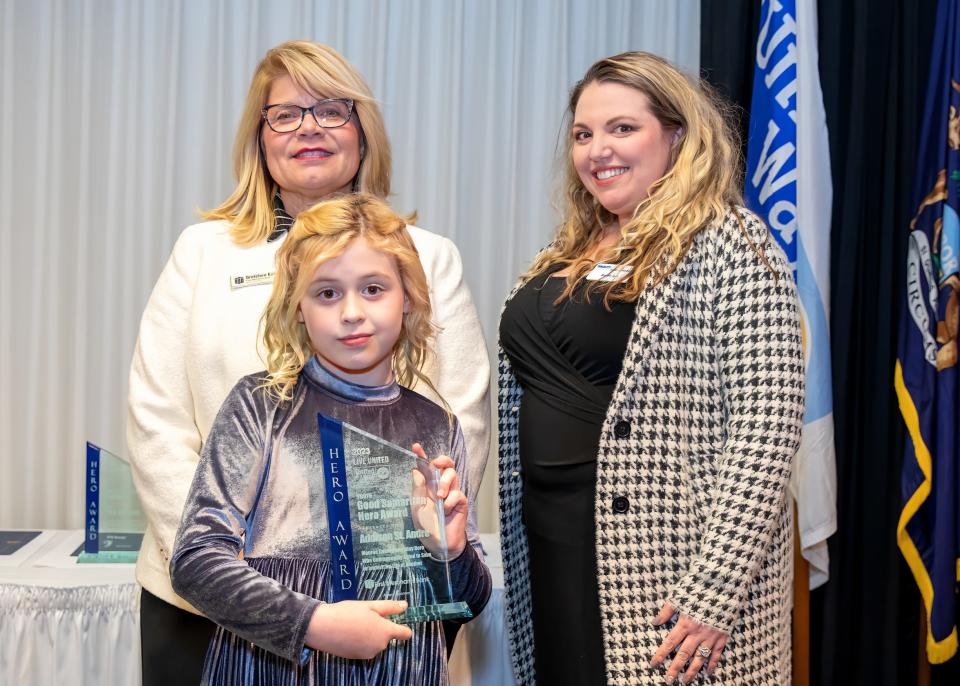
left=260, top=194, right=437, bottom=402
left=203, top=40, right=392, bottom=246
left=525, top=51, right=743, bottom=304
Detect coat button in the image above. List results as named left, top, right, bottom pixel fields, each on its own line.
left=612, top=496, right=630, bottom=513
left=613, top=420, right=631, bottom=438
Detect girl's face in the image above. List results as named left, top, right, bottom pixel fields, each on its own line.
left=571, top=81, right=676, bottom=228
left=297, top=236, right=407, bottom=386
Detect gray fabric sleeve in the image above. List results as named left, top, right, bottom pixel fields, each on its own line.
left=449, top=418, right=482, bottom=548
left=443, top=540, right=493, bottom=622
left=169, top=380, right=320, bottom=663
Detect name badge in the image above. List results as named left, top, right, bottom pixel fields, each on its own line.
left=585, top=263, right=632, bottom=282
left=230, top=272, right=275, bottom=289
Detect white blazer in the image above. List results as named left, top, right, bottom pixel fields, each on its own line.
left=127, top=219, right=491, bottom=611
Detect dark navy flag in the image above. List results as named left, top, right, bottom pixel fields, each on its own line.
left=895, top=0, right=960, bottom=665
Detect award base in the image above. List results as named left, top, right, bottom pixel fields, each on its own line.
left=395, top=601, right=472, bottom=625
left=77, top=552, right=138, bottom=563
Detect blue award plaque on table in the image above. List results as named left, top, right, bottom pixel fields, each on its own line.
left=79, top=442, right=146, bottom=563
left=317, top=414, right=472, bottom=624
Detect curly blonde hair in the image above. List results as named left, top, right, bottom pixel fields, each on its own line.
left=203, top=40, right=392, bottom=247
left=260, top=194, right=436, bottom=402
left=525, top=51, right=743, bottom=304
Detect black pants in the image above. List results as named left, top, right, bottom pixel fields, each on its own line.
left=140, top=588, right=217, bottom=686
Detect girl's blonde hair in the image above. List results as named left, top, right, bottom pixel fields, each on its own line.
left=526, top=51, right=743, bottom=304
left=204, top=40, right=392, bottom=246
left=260, top=194, right=436, bottom=402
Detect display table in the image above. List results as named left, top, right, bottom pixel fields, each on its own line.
left=0, top=530, right=513, bottom=685
left=0, top=530, right=140, bottom=685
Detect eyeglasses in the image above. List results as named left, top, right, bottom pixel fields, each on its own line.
left=261, top=98, right=355, bottom=133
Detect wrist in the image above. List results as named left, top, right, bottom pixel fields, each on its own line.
left=304, top=603, right=332, bottom=651
left=431, top=540, right=470, bottom=564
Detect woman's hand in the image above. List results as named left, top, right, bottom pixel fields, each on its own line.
left=304, top=600, right=413, bottom=659
left=650, top=602, right=728, bottom=683
left=410, top=444, right=468, bottom=559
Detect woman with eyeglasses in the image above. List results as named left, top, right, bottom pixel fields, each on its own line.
left=127, top=40, right=490, bottom=685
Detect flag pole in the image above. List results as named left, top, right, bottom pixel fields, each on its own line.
left=919, top=606, right=931, bottom=686
left=793, top=502, right=810, bottom=686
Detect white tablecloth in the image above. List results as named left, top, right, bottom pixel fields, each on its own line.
left=0, top=530, right=141, bottom=686
left=0, top=530, right=513, bottom=685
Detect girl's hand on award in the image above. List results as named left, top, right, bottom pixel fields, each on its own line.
left=410, top=444, right=467, bottom=558
left=649, top=602, right=728, bottom=683
left=304, top=600, right=412, bottom=659
left=428, top=453, right=468, bottom=558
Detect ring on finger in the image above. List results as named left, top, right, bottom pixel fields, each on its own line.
left=697, top=643, right=711, bottom=658
left=676, top=649, right=691, bottom=662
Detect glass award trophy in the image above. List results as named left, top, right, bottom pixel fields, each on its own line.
left=317, top=414, right=472, bottom=624
left=79, top=442, right=147, bottom=563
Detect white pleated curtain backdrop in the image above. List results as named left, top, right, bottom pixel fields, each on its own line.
left=0, top=0, right=699, bottom=531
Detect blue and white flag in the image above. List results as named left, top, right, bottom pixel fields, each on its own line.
left=745, top=0, right=837, bottom=589
left=895, top=0, right=960, bottom=664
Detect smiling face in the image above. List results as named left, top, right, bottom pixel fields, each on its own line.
left=297, top=236, right=407, bottom=386
left=571, top=81, right=676, bottom=228
left=261, top=74, right=362, bottom=215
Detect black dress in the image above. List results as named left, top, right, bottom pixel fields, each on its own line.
left=499, top=267, right=635, bottom=685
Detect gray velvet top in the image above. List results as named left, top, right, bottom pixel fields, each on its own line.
left=170, top=357, right=490, bottom=684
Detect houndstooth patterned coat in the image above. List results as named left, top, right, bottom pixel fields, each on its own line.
left=497, top=208, right=805, bottom=685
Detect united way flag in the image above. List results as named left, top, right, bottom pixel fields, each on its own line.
left=745, top=0, right=837, bottom=589
left=895, top=0, right=960, bottom=665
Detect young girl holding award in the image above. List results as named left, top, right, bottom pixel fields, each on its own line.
left=169, top=194, right=491, bottom=685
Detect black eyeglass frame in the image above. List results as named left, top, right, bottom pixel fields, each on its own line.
left=260, top=98, right=356, bottom=133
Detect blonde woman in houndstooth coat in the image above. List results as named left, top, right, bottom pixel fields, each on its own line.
left=497, top=52, right=804, bottom=685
